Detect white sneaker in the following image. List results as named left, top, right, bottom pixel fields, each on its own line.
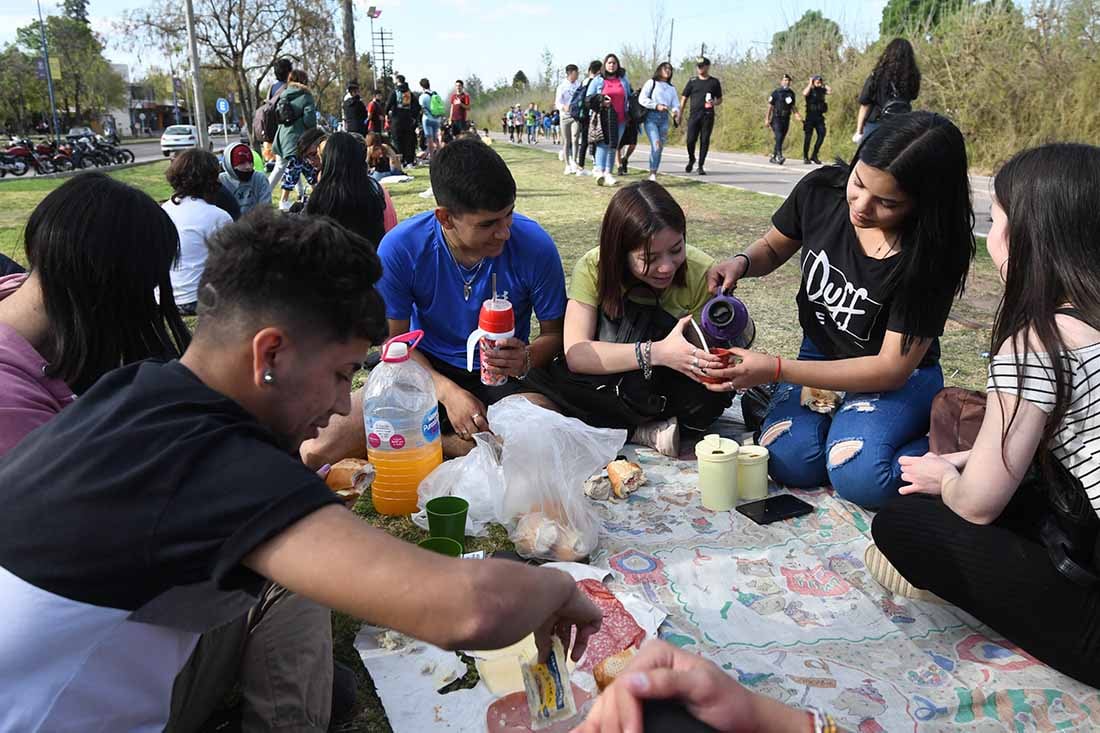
left=558, top=150, right=565, bottom=161
left=279, top=199, right=293, bottom=212
left=632, top=417, right=680, bottom=458
left=564, top=165, right=573, bottom=175
left=576, top=168, right=591, bottom=177
left=602, top=173, right=619, bottom=186
left=595, top=173, right=606, bottom=186
left=647, top=173, right=657, bottom=182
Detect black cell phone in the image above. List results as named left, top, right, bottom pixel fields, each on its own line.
left=736, top=494, right=814, bottom=525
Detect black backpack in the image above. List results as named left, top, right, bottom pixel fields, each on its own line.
left=277, top=93, right=301, bottom=126
left=881, top=81, right=911, bottom=117
left=570, top=81, right=589, bottom=120
left=256, top=86, right=285, bottom=143
left=628, top=85, right=649, bottom=125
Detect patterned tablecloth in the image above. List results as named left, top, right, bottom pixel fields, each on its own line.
left=594, top=442, right=1100, bottom=732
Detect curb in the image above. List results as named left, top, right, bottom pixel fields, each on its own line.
left=0, top=158, right=162, bottom=184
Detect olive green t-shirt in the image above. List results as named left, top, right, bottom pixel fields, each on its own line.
left=569, top=244, right=715, bottom=321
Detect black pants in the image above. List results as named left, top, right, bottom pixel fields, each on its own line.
left=577, top=116, right=590, bottom=168
left=770, top=117, right=790, bottom=158
left=392, top=123, right=417, bottom=166
left=685, top=113, right=715, bottom=167
left=802, top=117, right=826, bottom=160
left=872, top=493, right=1100, bottom=688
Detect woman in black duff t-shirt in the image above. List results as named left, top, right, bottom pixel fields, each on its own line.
left=706, top=112, right=974, bottom=508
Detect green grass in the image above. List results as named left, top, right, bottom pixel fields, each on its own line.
left=1, top=145, right=998, bottom=730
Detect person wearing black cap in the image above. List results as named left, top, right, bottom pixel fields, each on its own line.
left=342, top=80, right=367, bottom=135
left=765, top=73, right=802, bottom=165
left=679, top=57, right=722, bottom=175
left=801, top=75, right=831, bottom=164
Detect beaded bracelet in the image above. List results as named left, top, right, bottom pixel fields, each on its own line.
left=643, top=340, right=654, bottom=381
left=634, top=341, right=645, bottom=371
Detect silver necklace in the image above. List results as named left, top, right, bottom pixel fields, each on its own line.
left=442, top=234, right=486, bottom=301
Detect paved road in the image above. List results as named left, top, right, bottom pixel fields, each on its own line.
left=491, top=132, right=994, bottom=237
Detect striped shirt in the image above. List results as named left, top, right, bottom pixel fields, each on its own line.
left=988, top=343, right=1100, bottom=514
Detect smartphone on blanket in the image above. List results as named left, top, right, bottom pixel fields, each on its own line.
left=736, top=494, right=814, bottom=525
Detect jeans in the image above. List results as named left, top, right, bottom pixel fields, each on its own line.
left=758, top=336, right=943, bottom=508
left=643, top=111, right=670, bottom=171
left=771, top=117, right=791, bottom=158
left=685, top=113, right=714, bottom=166
left=526, top=124, right=536, bottom=143
left=595, top=121, right=626, bottom=173
left=802, top=117, right=826, bottom=160
left=561, top=115, right=578, bottom=164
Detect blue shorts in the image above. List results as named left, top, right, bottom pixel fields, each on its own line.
left=423, top=117, right=441, bottom=137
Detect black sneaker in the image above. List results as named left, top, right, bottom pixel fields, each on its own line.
left=698, top=168, right=707, bottom=176
left=803, top=158, right=812, bottom=164
left=618, top=163, right=628, bottom=176
left=768, top=155, right=777, bottom=164
left=685, top=160, right=695, bottom=173
left=811, top=157, right=822, bottom=165
left=777, top=156, right=786, bottom=165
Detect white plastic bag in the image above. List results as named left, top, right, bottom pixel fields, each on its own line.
left=414, top=433, right=504, bottom=537
left=490, top=396, right=627, bottom=561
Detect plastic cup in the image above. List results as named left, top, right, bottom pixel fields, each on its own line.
left=418, top=537, right=464, bottom=556
left=737, top=446, right=770, bottom=502
left=426, top=496, right=469, bottom=547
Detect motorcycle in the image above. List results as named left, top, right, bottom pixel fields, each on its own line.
left=0, top=152, right=29, bottom=177
left=93, top=135, right=135, bottom=165
left=5, top=138, right=57, bottom=175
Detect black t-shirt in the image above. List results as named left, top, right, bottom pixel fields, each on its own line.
left=682, top=76, right=722, bottom=117
left=859, top=74, right=916, bottom=123
left=0, top=359, right=340, bottom=618
left=804, top=87, right=828, bottom=119
left=769, top=87, right=797, bottom=119
left=771, top=167, right=951, bottom=365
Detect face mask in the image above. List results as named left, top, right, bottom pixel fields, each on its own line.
left=235, top=169, right=254, bottom=182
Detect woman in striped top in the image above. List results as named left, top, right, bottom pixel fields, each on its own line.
left=869, top=143, right=1100, bottom=687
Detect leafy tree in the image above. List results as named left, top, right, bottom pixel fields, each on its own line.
left=537, top=47, right=558, bottom=90
left=771, top=10, right=843, bottom=60
left=0, top=45, right=49, bottom=133
left=880, top=0, right=970, bottom=37
left=63, top=0, right=90, bottom=24
left=512, top=70, right=529, bottom=89
left=465, top=74, right=484, bottom=99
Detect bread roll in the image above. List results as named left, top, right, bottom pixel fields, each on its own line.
left=594, top=647, right=636, bottom=692
left=325, top=458, right=369, bottom=491
left=800, top=387, right=841, bottom=415
left=607, top=460, right=645, bottom=499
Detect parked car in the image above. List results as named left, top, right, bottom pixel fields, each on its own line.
left=208, top=123, right=225, bottom=135
left=67, top=126, right=96, bottom=139
left=160, top=125, right=212, bottom=156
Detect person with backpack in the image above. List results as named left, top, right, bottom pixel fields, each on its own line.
left=585, top=53, right=633, bottom=187
left=765, top=73, right=803, bottom=165
left=572, top=61, right=603, bottom=177
left=341, top=80, right=367, bottom=135
left=680, top=57, right=722, bottom=175
left=801, top=75, right=831, bottom=165
left=419, top=78, right=445, bottom=161
left=260, top=57, right=302, bottom=201
left=556, top=64, right=582, bottom=174
left=856, top=38, right=921, bottom=142
left=272, top=69, right=318, bottom=211
left=550, top=109, right=561, bottom=145
left=386, top=75, right=420, bottom=167
left=449, top=80, right=471, bottom=135
left=865, top=143, right=1100, bottom=690
left=706, top=112, right=975, bottom=509
left=638, top=61, right=680, bottom=182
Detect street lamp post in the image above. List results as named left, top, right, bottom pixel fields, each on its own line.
left=183, top=0, right=209, bottom=151
left=36, top=0, right=61, bottom=144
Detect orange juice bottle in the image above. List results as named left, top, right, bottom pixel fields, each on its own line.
left=363, top=331, right=443, bottom=514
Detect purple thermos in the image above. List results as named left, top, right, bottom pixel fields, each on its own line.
left=700, top=293, right=754, bottom=348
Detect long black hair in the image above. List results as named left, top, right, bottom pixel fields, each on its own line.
left=871, top=38, right=921, bottom=101
left=602, top=53, right=624, bottom=79
left=23, top=172, right=191, bottom=394
left=304, top=131, right=386, bottom=248
left=848, top=111, right=975, bottom=353
left=991, top=143, right=1100, bottom=454
left=651, top=62, right=673, bottom=83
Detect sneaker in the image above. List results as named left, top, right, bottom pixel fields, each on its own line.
left=595, top=173, right=606, bottom=186
left=647, top=173, right=657, bottom=182
left=603, top=173, right=618, bottom=186
left=864, top=544, right=941, bottom=602
left=632, top=417, right=680, bottom=458
left=768, top=155, right=777, bottom=164
left=804, top=158, right=812, bottom=164
left=618, top=163, right=628, bottom=176
left=777, top=155, right=786, bottom=165
left=685, top=160, right=695, bottom=173
left=558, top=149, right=565, bottom=161
left=811, top=157, right=822, bottom=165
left=279, top=199, right=293, bottom=212
left=577, top=168, right=592, bottom=177
left=564, top=165, right=573, bottom=175
left=697, top=168, right=707, bottom=176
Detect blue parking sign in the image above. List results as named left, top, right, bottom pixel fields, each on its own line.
left=216, top=97, right=230, bottom=114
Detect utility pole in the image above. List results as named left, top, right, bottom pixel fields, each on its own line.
left=36, top=0, right=61, bottom=144
left=668, top=18, right=675, bottom=62
left=341, top=0, right=357, bottom=85
left=183, top=0, right=209, bottom=151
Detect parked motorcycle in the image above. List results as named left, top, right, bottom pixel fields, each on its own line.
left=5, top=138, right=57, bottom=175
left=0, top=152, right=30, bottom=177
left=93, top=135, right=135, bottom=165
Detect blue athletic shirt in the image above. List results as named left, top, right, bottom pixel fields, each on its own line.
left=377, top=210, right=567, bottom=370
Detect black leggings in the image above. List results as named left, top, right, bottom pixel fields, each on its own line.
left=686, top=113, right=715, bottom=166
left=803, top=118, right=826, bottom=160
left=872, top=493, right=1100, bottom=688
left=770, top=117, right=790, bottom=158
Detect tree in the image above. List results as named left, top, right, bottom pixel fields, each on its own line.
left=341, top=0, right=356, bottom=85
left=648, top=0, right=670, bottom=66
left=880, top=0, right=970, bottom=37
left=536, top=48, right=559, bottom=91
left=771, top=10, right=843, bottom=61
left=0, top=45, right=49, bottom=133
left=63, top=0, right=90, bottom=24
left=465, top=74, right=484, bottom=99
left=512, top=70, right=529, bottom=89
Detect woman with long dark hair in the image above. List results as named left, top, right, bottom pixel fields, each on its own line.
left=709, top=112, right=974, bottom=507
left=0, top=173, right=190, bottom=455
left=855, top=38, right=921, bottom=141
left=867, top=143, right=1100, bottom=688
left=162, top=149, right=233, bottom=315
left=585, top=53, right=633, bottom=187
left=638, top=61, right=680, bottom=182
left=526, top=181, right=733, bottom=457
left=304, top=131, right=388, bottom=248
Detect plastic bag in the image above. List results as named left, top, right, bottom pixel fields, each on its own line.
left=414, top=433, right=504, bottom=537
left=490, top=396, right=627, bottom=561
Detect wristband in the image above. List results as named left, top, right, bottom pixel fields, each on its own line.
left=732, top=252, right=751, bottom=280
left=774, top=356, right=783, bottom=383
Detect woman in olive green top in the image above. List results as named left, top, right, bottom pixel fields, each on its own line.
left=529, top=181, right=732, bottom=456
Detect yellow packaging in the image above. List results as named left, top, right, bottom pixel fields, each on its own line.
left=520, top=636, right=577, bottom=729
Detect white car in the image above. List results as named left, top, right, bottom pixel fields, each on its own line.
left=160, top=125, right=212, bottom=156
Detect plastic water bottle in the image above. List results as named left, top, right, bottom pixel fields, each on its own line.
left=363, top=331, right=443, bottom=515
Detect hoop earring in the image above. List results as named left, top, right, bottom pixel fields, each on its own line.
left=263, top=370, right=275, bottom=385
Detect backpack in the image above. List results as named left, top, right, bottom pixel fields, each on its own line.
left=881, top=81, right=912, bottom=117
left=277, top=93, right=301, bottom=126
left=428, top=92, right=446, bottom=117
left=629, top=84, right=649, bottom=125
left=256, top=86, right=286, bottom=143
left=569, top=82, right=588, bottom=120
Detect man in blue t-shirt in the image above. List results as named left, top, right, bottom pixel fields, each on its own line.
left=303, top=137, right=567, bottom=460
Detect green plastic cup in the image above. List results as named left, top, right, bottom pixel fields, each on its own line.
left=426, top=496, right=469, bottom=548
left=418, top=537, right=463, bottom=556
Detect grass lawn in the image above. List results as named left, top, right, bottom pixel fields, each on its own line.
left=0, top=145, right=998, bottom=730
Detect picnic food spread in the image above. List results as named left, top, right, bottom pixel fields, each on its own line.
left=324, top=458, right=373, bottom=505
left=607, top=459, right=645, bottom=499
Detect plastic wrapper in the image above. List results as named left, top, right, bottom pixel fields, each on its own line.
left=414, top=433, right=504, bottom=537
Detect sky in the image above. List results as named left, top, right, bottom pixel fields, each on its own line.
left=0, top=0, right=889, bottom=92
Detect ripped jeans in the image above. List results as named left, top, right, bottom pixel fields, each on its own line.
left=757, top=337, right=943, bottom=509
